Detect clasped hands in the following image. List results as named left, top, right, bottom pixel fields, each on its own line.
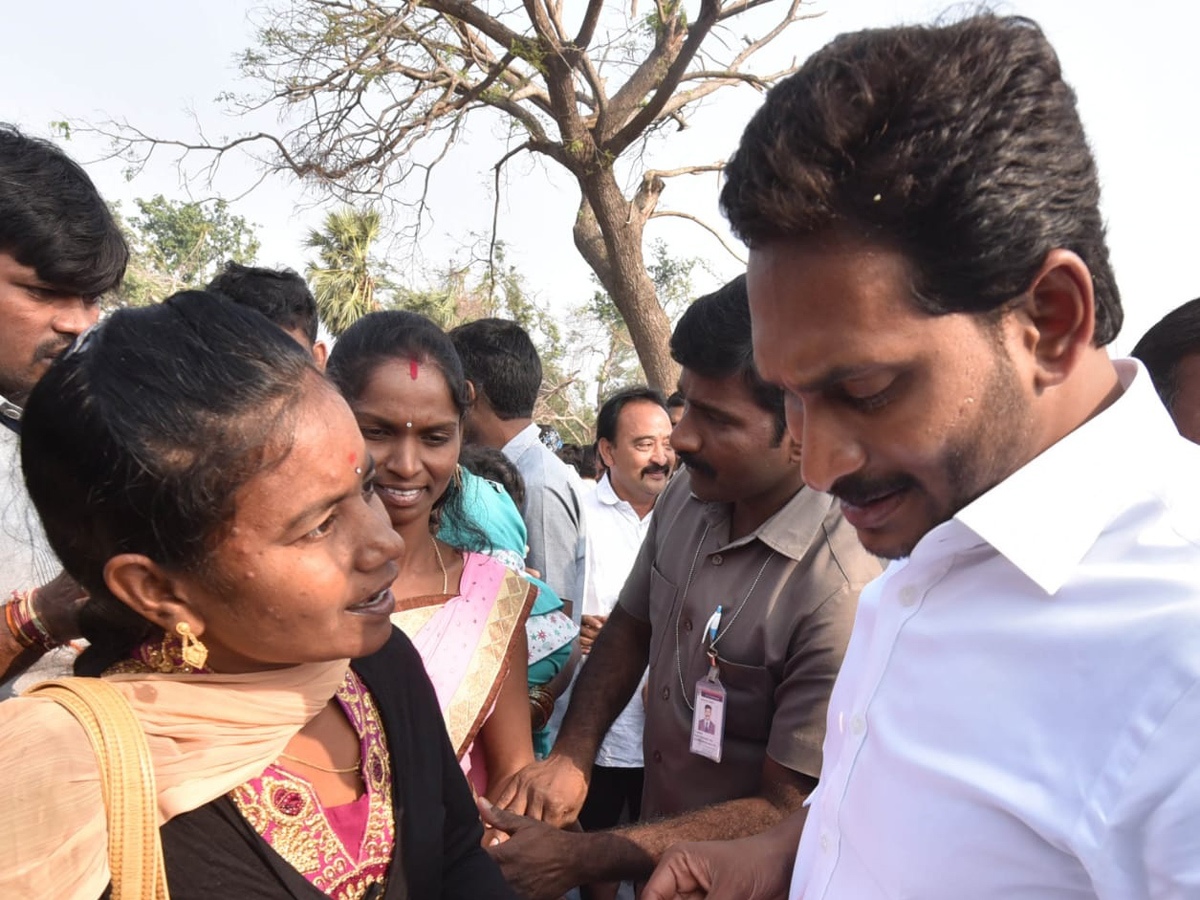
left=482, top=754, right=590, bottom=899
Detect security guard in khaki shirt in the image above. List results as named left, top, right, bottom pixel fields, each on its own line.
left=479, top=277, right=881, bottom=900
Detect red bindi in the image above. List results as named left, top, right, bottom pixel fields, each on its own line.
left=410, top=359, right=419, bottom=380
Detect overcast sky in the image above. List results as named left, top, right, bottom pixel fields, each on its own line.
left=5, top=0, right=1197, bottom=352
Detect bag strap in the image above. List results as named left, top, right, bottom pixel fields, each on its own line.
left=27, top=678, right=171, bottom=900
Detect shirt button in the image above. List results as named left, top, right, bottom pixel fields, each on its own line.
left=899, top=586, right=918, bottom=607
left=711, top=554, right=723, bottom=566
left=661, top=687, right=670, bottom=700
left=653, top=750, right=663, bottom=763
left=850, top=714, right=866, bottom=735
left=820, top=833, right=830, bottom=852
left=684, top=618, right=693, bottom=632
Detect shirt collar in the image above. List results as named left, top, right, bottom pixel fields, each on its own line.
left=952, top=358, right=1178, bottom=595
left=697, top=475, right=835, bottom=562
left=596, top=473, right=623, bottom=507
left=501, top=421, right=542, bottom=457
left=596, top=472, right=652, bottom=517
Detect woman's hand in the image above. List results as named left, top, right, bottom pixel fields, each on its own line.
left=493, top=753, right=589, bottom=826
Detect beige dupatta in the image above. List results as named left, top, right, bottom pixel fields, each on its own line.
left=0, top=658, right=349, bottom=900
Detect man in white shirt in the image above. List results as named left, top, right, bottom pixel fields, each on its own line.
left=644, top=13, right=1200, bottom=900
left=0, top=124, right=127, bottom=694
left=451, top=318, right=588, bottom=614
left=576, top=386, right=673, bottom=838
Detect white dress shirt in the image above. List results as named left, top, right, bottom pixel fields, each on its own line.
left=578, top=473, right=652, bottom=768
left=791, top=360, right=1200, bottom=899
left=1, top=407, right=77, bottom=698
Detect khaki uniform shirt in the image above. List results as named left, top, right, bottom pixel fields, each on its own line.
left=619, top=469, right=880, bottom=819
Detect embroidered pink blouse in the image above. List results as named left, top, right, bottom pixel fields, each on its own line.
left=230, top=670, right=395, bottom=900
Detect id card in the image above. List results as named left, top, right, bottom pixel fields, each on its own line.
left=689, top=676, right=727, bottom=762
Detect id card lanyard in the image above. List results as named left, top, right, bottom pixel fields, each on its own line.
left=689, top=607, right=728, bottom=762
left=674, top=524, right=776, bottom=762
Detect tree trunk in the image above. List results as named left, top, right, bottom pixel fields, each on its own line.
left=572, top=170, right=679, bottom=394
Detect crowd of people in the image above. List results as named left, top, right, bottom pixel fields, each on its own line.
left=1, top=10, right=1199, bottom=900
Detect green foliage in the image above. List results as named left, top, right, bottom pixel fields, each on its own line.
left=107, top=196, right=259, bottom=307
left=385, top=243, right=592, bottom=444
left=642, top=1, right=687, bottom=38
left=305, top=207, right=386, bottom=336
left=509, top=36, right=548, bottom=74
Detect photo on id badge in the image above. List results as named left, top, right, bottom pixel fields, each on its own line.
left=690, top=681, right=726, bottom=762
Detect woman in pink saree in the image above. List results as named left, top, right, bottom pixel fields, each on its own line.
left=327, top=311, right=535, bottom=802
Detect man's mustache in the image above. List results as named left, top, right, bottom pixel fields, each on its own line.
left=676, top=452, right=715, bottom=479
left=34, top=338, right=73, bottom=364
left=641, top=463, right=671, bottom=478
left=829, top=472, right=916, bottom=507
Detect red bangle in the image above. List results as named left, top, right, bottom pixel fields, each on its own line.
left=6, top=590, right=60, bottom=652
left=5, top=599, right=34, bottom=648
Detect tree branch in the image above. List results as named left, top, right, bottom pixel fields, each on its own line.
left=605, top=0, right=723, bottom=155
left=489, top=140, right=535, bottom=307
left=717, top=0, right=784, bottom=20
left=643, top=162, right=725, bottom=179
left=573, top=0, right=605, bottom=49
left=649, top=210, right=747, bottom=264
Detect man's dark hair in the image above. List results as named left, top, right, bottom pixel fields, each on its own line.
left=0, top=124, right=127, bottom=296
left=670, top=276, right=786, bottom=443
left=721, top=14, right=1122, bottom=346
left=595, top=385, right=668, bottom=446
left=1131, top=298, right=1200, bottom=410
left=666, top=391, right=685, bottom=411
left=556, top=443, right=584, bottom=476
left=580, top=444, right=599, bottom=478
left=22, top=292, right=315, bottom=675
left=449, top=318, right=542, bottom=419
left=207, top=262, right=319, bottom=345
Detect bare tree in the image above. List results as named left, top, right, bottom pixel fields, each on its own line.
left=93, top=0, right=811, bottom=390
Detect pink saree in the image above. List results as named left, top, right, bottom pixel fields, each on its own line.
left=390, top=551, right=534, bottom=794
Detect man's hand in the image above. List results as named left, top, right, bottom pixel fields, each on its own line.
left=579, top=614, right=607, bottom=655
left=493, top=753, right=589, bottom=826
left=33, top=571, right=88, bottom=643
left=642, top=836, right=793, bottom=900
left=480, top=798, right=587, bottom=900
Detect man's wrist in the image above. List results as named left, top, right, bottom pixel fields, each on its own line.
left=548, top=736, right=598, bottom=777
left=579, top=829, right=656, bottom=883
left=30, top=578, right=85, bottom=643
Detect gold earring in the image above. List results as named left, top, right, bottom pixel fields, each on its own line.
left=453, top=464, right=464, bottom=492
left=175, top=622, right=209, bottom=671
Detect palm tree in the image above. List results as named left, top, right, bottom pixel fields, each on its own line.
left=305, top=207, right=383, bottom=336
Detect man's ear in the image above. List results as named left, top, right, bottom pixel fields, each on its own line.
left=782, top=428, right=803, bottom=463
left=1008, top=249, right=1096, bottom=392
left=311, top=340, right=329, bottom=371
left=463, top=379, right=477, bottom=407
left=103, top=554, right=205, bottom=635
left=597, top=437, right=616, bottom=470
